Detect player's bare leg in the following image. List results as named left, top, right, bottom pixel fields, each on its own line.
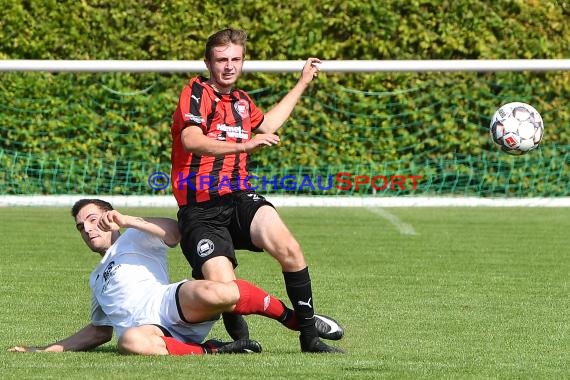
left=119, top=324, right=260, bottom=355
left=201, top=256, right=250, bottom=340
left=250, top=205, right=344, bottom=353
left=177, top=279, right=344, bottom=351
left=118, top=325, right=173, bottom=355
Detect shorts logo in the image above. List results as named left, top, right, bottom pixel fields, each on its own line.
left=247, top=193, right=261, bottom=202
left=197, top=239, right=215, bottom=257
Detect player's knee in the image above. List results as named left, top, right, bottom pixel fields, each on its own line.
left=208, top=282, right=239, bottom=306
left=118, top=328, right=148, bottom=355
left=195, top=281, right=238, bottom=308
left=273, top=239, right=305, bottom=269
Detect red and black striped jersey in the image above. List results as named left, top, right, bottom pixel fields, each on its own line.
left=170, top=76, right=264, bottom=206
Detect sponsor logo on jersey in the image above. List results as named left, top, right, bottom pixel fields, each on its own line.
left=103, top=261, right=118, bottom=282
left=101, top=260, right=120, bottom=292
left=184, top=113, right=204, bottom=124
left=216, top=123, right=248, bottom=139
left=234, top=99, right=250, bottom=118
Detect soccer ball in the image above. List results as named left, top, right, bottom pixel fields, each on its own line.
left=489, top=102, right=544, bottom=155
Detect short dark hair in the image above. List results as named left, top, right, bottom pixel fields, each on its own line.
left=205, top=28, right=247, bottom=61
left=71, top=199, right=114, bottom=218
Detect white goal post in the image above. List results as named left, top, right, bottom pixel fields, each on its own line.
left=2, top=59, right=570, bottom=73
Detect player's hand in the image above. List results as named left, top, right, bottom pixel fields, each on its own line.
left=244, top=134, right=280, bottom=153
left=8, top=346, right=43, bottom=353
left=300, top=57, right=322, bottom=84
left=98, top=210, right=126, bottom=232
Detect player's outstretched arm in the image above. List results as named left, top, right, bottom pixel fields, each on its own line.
left=256, top=57, right=321, bottom=135
left=8, top=324, right=112, bottom=353
left=98, top=210, right=180, bottom=247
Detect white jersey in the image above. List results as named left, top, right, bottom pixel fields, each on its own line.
left=89, top=228, right=215, bottom=343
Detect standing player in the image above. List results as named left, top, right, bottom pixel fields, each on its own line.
left=8, top=199, right=341, bottom=355
left=171, top=28, right=343, bottom=353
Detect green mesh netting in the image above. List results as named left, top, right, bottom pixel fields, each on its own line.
left=0, top=71, right=568, bottom=197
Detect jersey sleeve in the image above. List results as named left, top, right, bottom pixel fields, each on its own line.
left=125, top=228, right=168, bottom=253
left=248, top=96, right=264, bottom=132
left=176, top=81, right=211, bottom=134
left=90, top=294, right=112, bottom=327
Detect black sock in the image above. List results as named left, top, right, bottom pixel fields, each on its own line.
left=222, top=312, right=249, bottom=341
left=277, top=301, right=297, bottom=329
left=283, top=267, right=318, bottom=342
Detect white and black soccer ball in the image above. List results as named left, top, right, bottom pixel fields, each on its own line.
left=489, top=102, right=544, bottom=155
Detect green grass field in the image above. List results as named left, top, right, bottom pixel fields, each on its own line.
left=1, top=206, right=569, bottom=379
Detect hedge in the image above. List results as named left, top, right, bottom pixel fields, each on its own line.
left=1, top=0, right=568, bottom=195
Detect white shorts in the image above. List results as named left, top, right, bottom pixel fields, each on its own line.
left=133, top=280, right=217, bottom=344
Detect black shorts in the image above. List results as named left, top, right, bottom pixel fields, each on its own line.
left=177, top=190, right=274, bottom=279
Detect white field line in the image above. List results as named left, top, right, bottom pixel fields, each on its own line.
left=367, top=207, right=418, bottom=236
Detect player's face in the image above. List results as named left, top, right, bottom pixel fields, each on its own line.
left=75, top=203, right=113, bottom=255
left=205, top=43, right=244, bottom=93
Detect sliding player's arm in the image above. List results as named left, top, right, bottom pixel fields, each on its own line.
left=8, top=323, right=112, bottom=352
left=98, top=210, right=180, bottom=248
